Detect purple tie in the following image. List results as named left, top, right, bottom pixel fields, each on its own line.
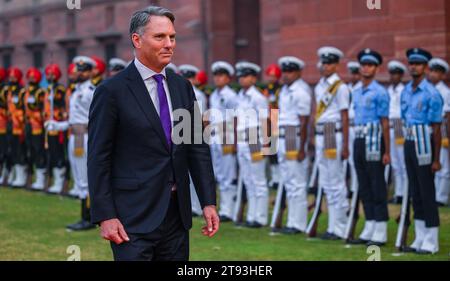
left=152, top=74, right=172, bottom=148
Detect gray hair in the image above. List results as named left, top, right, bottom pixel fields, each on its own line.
left=129, top=6, right=175, bottom=47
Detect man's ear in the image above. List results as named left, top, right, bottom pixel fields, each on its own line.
left=131, top=33, right=141, bottom=49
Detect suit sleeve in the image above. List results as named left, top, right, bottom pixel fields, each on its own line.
left=87, top=84, right=118, bottom=224
left=185, top=81, right=216, bottom=208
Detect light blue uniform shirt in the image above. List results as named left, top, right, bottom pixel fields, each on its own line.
left=352, top=80, right=390, bottom=125
left=401, top=78, right=443, bottom=126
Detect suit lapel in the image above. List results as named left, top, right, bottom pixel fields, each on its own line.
left=166, top=72, right=183, bottom=156
left=125, top=62, right=169, bottom=152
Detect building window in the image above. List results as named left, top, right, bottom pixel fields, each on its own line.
left=33, top=17, right=42, bottom=36
left=33, top=50, right=43, bottom=68
left=2, top=21, right=10, bottom=42
left=66, top=12, right=76, bottom=34
left=105, top=6, right=115, bottom=29
left=66, top=47, right=77, bottom=64
left=2, top=53, right=11, bottom=69
left=105, top=43, right=116, bottom=63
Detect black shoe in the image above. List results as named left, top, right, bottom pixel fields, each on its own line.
left=320, top=232, right=340, bottom=240
left=347, top=238, right=369, bottom=245
left=401, top=246, right=417, bottom=253
left=66, top=220, right=96, bottom=231
left=247, top=222, right=264, bottom=228
left=219, top=215, right=232, bottom=222
left=389, top=196, right=402, bottom=204
left=416, top=249, right=433, bottom=255
left=270, top=227, right=283, bottom=233
left=281, top=227, right=303, bottom=235
left=437, top=202, right=446, bottom=207
left=366, top=241, right=386, bottom=247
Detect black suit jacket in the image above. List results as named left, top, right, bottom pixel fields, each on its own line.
left=87, top=61, right=216, bottom=234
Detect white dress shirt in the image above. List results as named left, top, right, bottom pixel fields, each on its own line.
left=236, top=85, right=269, bottom=131
left=209, top=85, right=238, bottom=125
left=314, top=73, right=350, bottom=123
left=69, top=79, right=95, bottom=125
left=278, top=78, right=311, bottom=127
left=134, top=58, right=174, bottom=125
left=388, top=82, right=405, bottom=119
left=435, top=81, right=450, bottom=115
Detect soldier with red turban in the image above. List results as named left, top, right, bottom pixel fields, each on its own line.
left=6, top=67, right=27, bottom=188
left=44, top=64, right=69, bottom=194
left=24, top=67, right=47, bottom=190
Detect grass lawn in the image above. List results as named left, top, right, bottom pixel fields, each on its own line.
left=0, top=187, right=448, bottom=261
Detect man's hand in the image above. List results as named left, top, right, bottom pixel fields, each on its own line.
left=297, top=149, right=306, bottom=162
left=431, top=161, right=442, bottom=173
left=100, top=218, right=130, bottom=245
left=201, top=205, right=219, bottom=238
left=382, top=153, right=391, bottom=165
left=341, top=147, right=349, bottom=160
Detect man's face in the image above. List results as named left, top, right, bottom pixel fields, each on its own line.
left=322, top=62, right=338, bottom=77
left=349, top=72, right=361, bottom=84
left=69, top=72, right=79, bottom=83
left=8, top=76, right=18, bottom=84
left=428, top=69, right=445, bottom=84
left=389, top=72, right=403, bottom=85
left=360, top=63, right=378, bottom=79
left=213, top=73, right=230, bottom=88
left=28, top=76, right=38, bottom=84
left=47, top=73, right=56, bottom=83
left=265, top=74, right=279, bottom=84
left=78, top=69, right=91, bottom=82
left=238, top=75, right=256, bottom=88
left=281, top=70, right=301, bottom=85
left=92, top=67, right=101, bottom=78
left=132, top=16, right=176, bottom=70
left=409, top=62, right=427, bottom=78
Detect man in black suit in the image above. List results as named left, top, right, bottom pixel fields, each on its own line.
left=88, top=6, right=219, bottom=261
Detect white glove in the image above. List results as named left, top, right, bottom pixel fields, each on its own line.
left=45, top=120, right=69, bottom=131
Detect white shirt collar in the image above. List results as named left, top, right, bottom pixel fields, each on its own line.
left=134, top=57, right=167, bottom=81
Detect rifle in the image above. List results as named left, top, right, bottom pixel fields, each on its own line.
left=232, top=172, right=245, bottom=224
left=306, top=185, right=323, bottom=237
left=44, top=83, right=55, bottom=191
left=344, top=186, right=360, bottom=242
left=395, top=181, right=411, bottom=251
left=270, top=178, right=286, bottom=231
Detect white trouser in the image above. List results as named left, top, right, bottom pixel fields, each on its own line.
left=68, top=134, right=89, bottom=200
left=435, top=147, right=450, bottom=204
left=348, top=127, right=358, bottom=193
left=237, top=142, right=268, bottom=225
left=390, top=128, right=408, bottom=197
left=411, top=220, right=439, bottom=253
left=210, top=141, right=237, bottom=218
left=315, top=132, right=348, bottom=238
left=277, top=137, right=308, bottom=231
left=189, top=175, right=202, bottom=216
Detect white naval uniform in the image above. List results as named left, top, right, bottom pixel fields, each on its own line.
left=190, top=86, right=208, bottom=215
left=68, top=80, right=95, bottom=200
left=278, top=78, right=311, bottom=231
left=435, top=81, right=450, bottom=205
left=236, top=85, right=269, bottom=225
left=314, top=73, right=350, bottom=238
left=208, top=85, right=238, bottom=219
left=348, top=81, right=363, bottom=193
left=388, top=82, right=407, bottom=199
